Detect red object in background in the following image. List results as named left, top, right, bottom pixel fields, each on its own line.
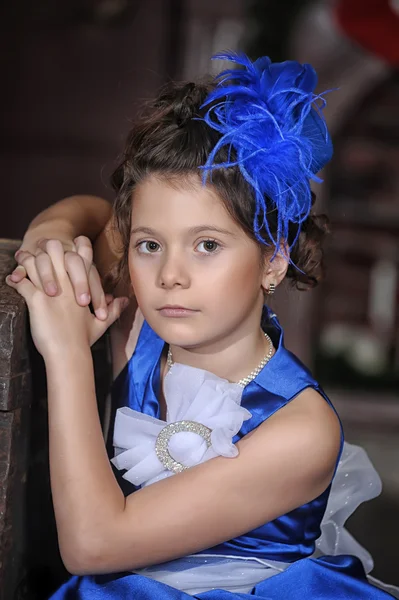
left=334, top=0, right=399, bottom=66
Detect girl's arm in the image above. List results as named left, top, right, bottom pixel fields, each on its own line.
left=47, top=354, right=340, bottom=576
left=18, top=195, right=112, bottom=251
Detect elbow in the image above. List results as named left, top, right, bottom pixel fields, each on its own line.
left=58, top=509, right=135, bottom=575
left=62, top=558, right=91, bottom=577
left=60, top=537, right=112, bottom=576
left=60, top=545, right=96, bottom=576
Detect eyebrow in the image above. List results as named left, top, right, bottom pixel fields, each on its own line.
left=130, top=225, right=236, bottom=238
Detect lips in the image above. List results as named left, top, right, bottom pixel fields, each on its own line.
left=158, top=305, right=198, bottom=317
left=159, top=305, right=192, bottom=311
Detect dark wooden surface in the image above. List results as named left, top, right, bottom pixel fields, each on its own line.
left=0, top=239, right=111, bottom=599
left=0, top=239, right=32, bottom=599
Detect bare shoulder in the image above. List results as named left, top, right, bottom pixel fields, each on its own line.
left=253, top=386, right=342, bottom=483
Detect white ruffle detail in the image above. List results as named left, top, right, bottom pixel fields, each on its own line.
left=133, top=555, right=284, bottom=595
left=315, top=441, right=382, bottom=573
left=111, top=363, right=251, bottom=487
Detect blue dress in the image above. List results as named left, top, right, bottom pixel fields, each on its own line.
left=50, top=309, right=396, bottom=599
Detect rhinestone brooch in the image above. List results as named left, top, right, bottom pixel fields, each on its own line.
left=155, top=420, right=212, bottom=473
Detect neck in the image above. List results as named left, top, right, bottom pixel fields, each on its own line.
left=168, top=322, right=274, bottom=384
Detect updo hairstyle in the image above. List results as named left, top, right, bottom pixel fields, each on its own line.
left=111, top=80, right=329, bottom=290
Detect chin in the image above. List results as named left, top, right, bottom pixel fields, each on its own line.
left=149, top=317, right=205, bottom=348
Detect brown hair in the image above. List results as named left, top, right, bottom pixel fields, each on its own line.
left=111, top=79, right=329, bottom=290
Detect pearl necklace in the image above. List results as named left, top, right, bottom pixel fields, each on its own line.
left=166, top=332, right=274, bottom=388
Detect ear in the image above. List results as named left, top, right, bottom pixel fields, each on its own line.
left=261, top=247, right=289, bottom=294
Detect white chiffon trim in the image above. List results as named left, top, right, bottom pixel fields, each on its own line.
left=111, top=363, right=251, bottom=487
left=133, top=554, right=286, bottom=595
left=315, top=441, right=382, bottom=573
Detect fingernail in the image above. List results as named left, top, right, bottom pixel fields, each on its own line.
left=96, top=308, right=108, bottom=320
left=121, top=298, right=130, bottom=310
left=10, top=271, right=20, bottom=281
left=80, top=293, right=90, bottom=304
left=45, top=282, right=57, bottom=295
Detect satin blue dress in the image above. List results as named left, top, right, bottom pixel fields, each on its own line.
left=50, top=309, right=395, bottom=599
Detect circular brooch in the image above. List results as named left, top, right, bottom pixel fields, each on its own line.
left=155, top=420, right=212, bottom=473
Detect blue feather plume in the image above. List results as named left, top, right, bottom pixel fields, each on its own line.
left=200, top=52, right=333, bottom=255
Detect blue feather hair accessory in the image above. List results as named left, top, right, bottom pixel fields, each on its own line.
left=201, top=52, right=333, bottom=255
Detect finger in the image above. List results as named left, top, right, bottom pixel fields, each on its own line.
left=36, top=238, right=50, bottom=253
left=37, top=238, right=76, bottom=254
left=64, top=251, right=91, bottom=305
left=35, top=250, right=59, bottom=295
left=88, top=266, right=108, bottom=320
left=15, top=247, right=32, bottom=261
left=44, top=239, right=69, bottom=275
left=17, top=254, right=42, bottom=289
left=9, top=264, right=27, bottom=282
left=15, top=250, right=34, bottom=266
left=5, top=275, right=36, bottom=300
left=106, top=297, right=130, bottom=326
left=105, top=294, right=114, bottom=305
left=91, top=297, right=129, bottom=339
left=74, top=236, right=93, bottom=271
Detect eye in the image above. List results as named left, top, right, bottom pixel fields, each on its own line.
left=196, top=240, right=220, bottom=254
left=137, top=241, right=161, bottom=254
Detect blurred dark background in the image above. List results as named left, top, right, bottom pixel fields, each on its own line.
left=0, top=0, right=398, bottom=597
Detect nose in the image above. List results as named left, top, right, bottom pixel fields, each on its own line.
left=157, top=250, right=190, bottom=289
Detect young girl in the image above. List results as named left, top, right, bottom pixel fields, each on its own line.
left=7, top=53, right=398, bottom=599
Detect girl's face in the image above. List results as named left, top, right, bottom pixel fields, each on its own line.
left=128, top=175, right=270, bottom=352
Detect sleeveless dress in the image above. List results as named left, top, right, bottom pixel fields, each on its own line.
left=50, top=308, right=398, bottom=599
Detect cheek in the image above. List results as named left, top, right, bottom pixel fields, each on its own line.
left=210, top=252, right=263, bottom=297
left=128, top=254, right=148, bottom=295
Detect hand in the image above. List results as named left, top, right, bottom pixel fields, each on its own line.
left=9, top=235, right=110, bottom=320
left=6, top=240, right=129, bottom=358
